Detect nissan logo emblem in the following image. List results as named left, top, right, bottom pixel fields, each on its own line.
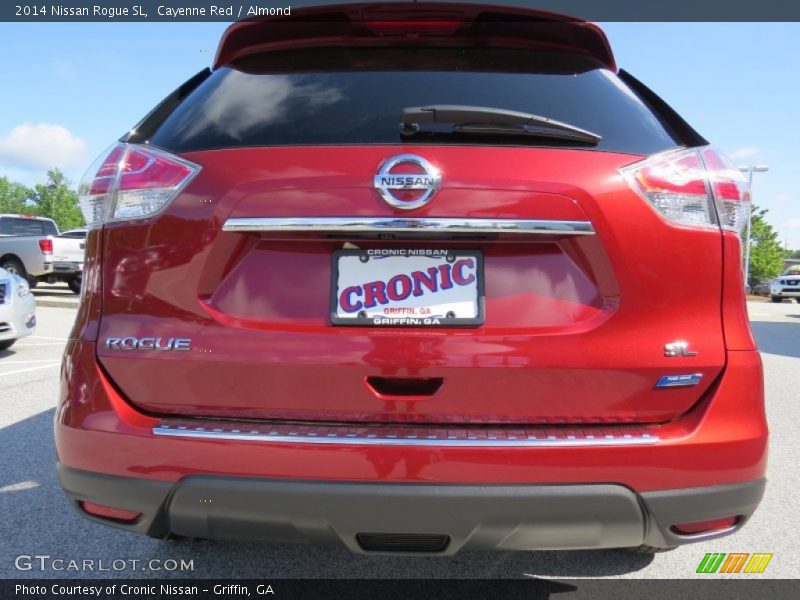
left=373, top=154, right=442, bottom=210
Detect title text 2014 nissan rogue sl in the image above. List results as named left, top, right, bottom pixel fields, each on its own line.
left=56, top=3, right=767, bottom=554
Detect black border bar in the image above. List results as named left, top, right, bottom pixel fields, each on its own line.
left=4, top=1, right=800, bottom=22
left=3, top=579, right=798, bottom=600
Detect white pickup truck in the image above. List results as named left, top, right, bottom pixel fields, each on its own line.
left=0, top=215, right=86, bottom=293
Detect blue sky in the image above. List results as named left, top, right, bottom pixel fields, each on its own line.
left=0, top=21, right=797, bottom=248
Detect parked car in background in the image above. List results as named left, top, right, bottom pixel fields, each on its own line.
left=770, top=265, right=800, bottom=303
left=0, top=214, right=59, bottom=238
left=59, top=229, right=88, bottom=239
left=0, top=214, right=60, bottom=281
left=0, top=216, right=86, bottom=293
left=0, top=266, right=36, bottom=351
left=749, top=279, right=772, bottom=296
left=56, top=3, right=766, bottom=556
left=48, top=229, right=87, bottom=294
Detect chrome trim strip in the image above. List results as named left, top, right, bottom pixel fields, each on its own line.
left=221, top=217, right=595, bottom=236
left=153, top=423, right=657, bottom=447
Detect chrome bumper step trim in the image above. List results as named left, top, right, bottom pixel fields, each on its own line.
left=153, top=420, right=658, bottom=447
left=222, top=217, right=595, bottom=237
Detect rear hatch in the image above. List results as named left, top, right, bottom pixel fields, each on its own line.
left=94, top=15, right=725, bottom=425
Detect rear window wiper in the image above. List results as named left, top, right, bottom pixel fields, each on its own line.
left=400, top=105, right=601, bottom=145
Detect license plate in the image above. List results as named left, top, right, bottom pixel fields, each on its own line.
left=331, top=249, right=484, bottom=327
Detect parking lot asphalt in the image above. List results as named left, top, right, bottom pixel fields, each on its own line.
left=31, top=282, right=80, bottom=309
left=0, top=301, right=797, bottom=579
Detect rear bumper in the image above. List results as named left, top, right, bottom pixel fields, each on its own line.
left=771, top=288, right=800, bottom=297
left=42, top=261, right=82, bottom=278
left=58, top=464, right=764, bottom=553
left=55, top=341, right=768, bottom=551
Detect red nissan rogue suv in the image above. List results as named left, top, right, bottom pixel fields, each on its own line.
left=56, top=3, right=767, bottom=554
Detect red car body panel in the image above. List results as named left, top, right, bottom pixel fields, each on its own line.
left=720, top=231, right=758, bottom=351
left=94, top=147, right=725, bottom=424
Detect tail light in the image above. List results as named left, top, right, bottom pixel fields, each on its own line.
left=78, top=143, right=200, bottom=226
left=621, top=146, right=749, bottom=234
left=700, top=148, right=751, bottom=233
left=38, top=239, right=53, bottom=255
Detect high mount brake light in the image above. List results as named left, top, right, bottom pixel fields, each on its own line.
left=621, top=147, right=750, bottom=234
left=364, top=21, right=464, bottom=35
left=78, top=143, right=200, bottom=226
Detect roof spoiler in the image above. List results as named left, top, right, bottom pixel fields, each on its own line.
left=214, top=2, right=616, bottom=71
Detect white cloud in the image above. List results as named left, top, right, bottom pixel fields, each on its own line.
left=0, top=123, right=87, bottom=171
left=729, top=145, right=761, bottom=160
left=785, top=218, right=800, bottom=229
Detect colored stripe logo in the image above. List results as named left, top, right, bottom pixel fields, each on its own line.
left=656, top=374, right=703, bottom=388
left=697, top=553, right=773, bottom=574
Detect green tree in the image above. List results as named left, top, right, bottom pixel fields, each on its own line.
left=28, top=169, right=84, bottom=231
left=790, top=249, right=800, bottom=259
left=746, top=206, right=785, bottom=283
left=0, top=176, right=33, bottom=214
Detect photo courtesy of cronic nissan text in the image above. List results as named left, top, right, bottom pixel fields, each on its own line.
left=0, top=1, right=798, bottom=599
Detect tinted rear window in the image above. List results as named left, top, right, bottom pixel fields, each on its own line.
left=150, top=47, right=680, bottom=155
left=0, top=217, right=46, bottom=236
left=43, top=220, right=58, bottom=236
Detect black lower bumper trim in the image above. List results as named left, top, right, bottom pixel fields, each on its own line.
left=356, top=532, right=451, bottom=553
left=57, top=464, right=764, bottom=554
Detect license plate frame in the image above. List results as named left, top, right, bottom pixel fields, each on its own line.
left=330, top=249, right=484, bottom=327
